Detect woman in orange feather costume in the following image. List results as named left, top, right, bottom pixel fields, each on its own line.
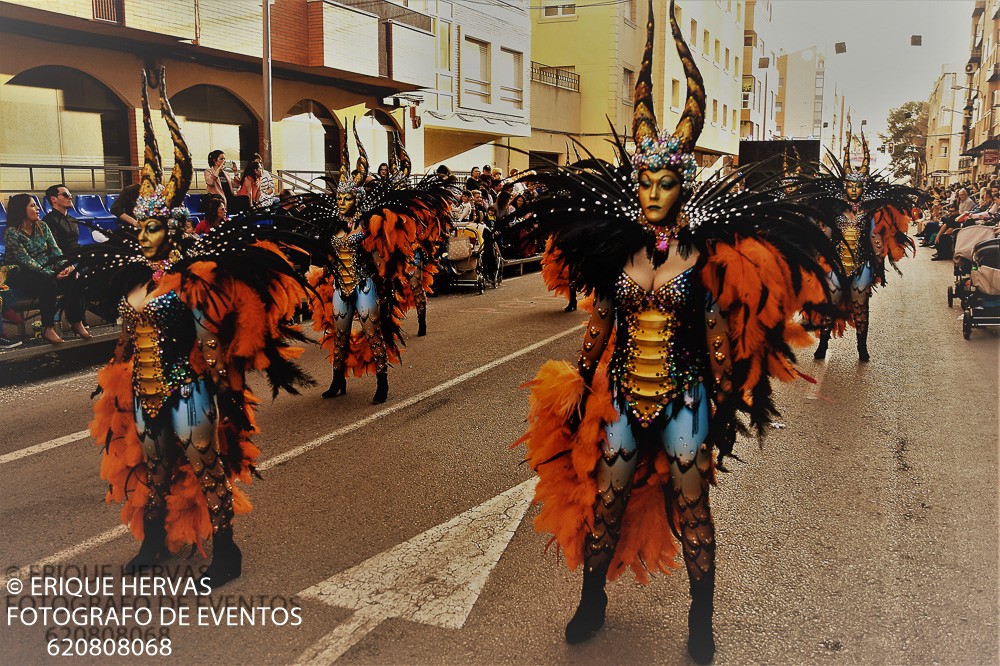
left=300, top=124, right=453, bottom=403
left=513, top=2, right=841, bottom=661
left=71, top=68, right=313, bottom=589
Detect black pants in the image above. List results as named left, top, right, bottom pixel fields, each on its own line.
left=7, top=267, right=85, bottom=327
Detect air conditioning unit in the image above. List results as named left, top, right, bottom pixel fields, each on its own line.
left=967, top=62, right=978, bottom=74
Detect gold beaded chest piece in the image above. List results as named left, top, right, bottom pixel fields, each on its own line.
left=119, top=291, right=196, bottom=419
left=609, top=268, right=705, bottom=427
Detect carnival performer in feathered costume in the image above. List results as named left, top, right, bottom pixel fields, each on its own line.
left=72, top=67, right=314, bottom=589
left=386, top=133, right=455, bottom=337
left=303, top=123, right=449, bottom=402
left=806, top=122, right=919, bottom=362
left=514, top=2, right=841, bottom=661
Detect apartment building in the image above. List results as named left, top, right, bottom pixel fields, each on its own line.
left=405, top=0, right=531, bottom=175
left=925, top=66, right=966, bottom=186
left=774, top=47, right=853, bottom=163
left=528, top=0, right=742, bottom=167
left=739, top=0, right=778, bottom=140
left=958, top=0, right=1000, bottom=181
left=0, top=0, right=528, bottom=193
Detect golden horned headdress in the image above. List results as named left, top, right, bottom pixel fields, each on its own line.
left=336, top=119, right=370, bottom=196
left=631, top=0, right=704, bottom=189
left=843, top=119, right=871, bottom=182
left=133, top=66, right=192, bottom=226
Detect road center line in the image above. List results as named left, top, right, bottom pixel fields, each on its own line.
left=259, top=324, right=583, bottom=471
left=0, top=325, right=583, bottom=583
left=0, top=429, right=92, bottom=466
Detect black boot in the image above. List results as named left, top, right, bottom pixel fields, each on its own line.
left=417, top=312, right=427, bottom=337
left=372, top=372, right=389, bottom=404
left=322, top=369, right=347, bottom=398
left=857, top=333, right=870, bottom=363
left=202, top=527, right=242, bottom=590
left=124, top=517, right=168, bottom=574
left=687, top=576, right=716, bottom=664
left=813, top=330, right=830, bottom=359
left=564, top=572, right=608, bottom=644
left=564, top=292, right=578, bottom=312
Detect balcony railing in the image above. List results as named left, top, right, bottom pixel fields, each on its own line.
left=970, top=47, right=983, bottom=66
left=530, top=62, right=580, bottom=92
left=334, top=0, right=431, bottom=32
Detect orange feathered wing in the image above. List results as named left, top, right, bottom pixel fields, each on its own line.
left=90, top=249, right=305, bottom=554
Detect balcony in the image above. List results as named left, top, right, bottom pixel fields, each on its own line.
left=304, top=0, right=434, bottom=88
left=92, top=0, right=122, bottom=23
left=531, top=62, right=580, bottom=92
left=990, top=63, right=1000, bottom=82
left=973, top=0, right=986, bottom=16
left=970, top=47, right=983, bottom=66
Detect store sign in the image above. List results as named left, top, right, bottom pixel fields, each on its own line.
left=983, top=149, right=999, bottom=165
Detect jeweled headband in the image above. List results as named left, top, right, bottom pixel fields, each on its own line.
left=633, top=133, right=699, bottom=189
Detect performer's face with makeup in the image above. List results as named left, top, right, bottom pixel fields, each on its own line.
left=845, top=179, right=863, bottom=201
left=139, top=219, right=169, bottom=260
left=337, top=192, right=357, bottom=217
left=638, top=168, right=681, bottom=225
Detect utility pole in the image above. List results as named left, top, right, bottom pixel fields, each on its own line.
left=262, top=0, right=273, bottom=170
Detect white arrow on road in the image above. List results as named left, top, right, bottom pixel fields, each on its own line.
left=295, top=478, right=536, bottom=665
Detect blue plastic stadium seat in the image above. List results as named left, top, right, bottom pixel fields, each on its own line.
left=0, top=199, right=6, bottom=225
left=104, top=193, right=118, bottom=211
left=185, top=194, right=206, bottom=221
left=75, top=194, right=118, bottom=233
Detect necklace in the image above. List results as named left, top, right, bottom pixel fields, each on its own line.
left=148, top=258, right=173, bottom=284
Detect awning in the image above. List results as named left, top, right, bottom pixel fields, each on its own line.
left=963, top=138, right=1000, bottom=156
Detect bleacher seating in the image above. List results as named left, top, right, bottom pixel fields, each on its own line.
left=75, top=195, right=118, bottom=232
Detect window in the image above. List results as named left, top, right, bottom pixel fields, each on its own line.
left=690, top=19, right=698, bottom=47
left=735, top=56, right=740, bottom=75
left=744, top=31, right=754, bottom=47
left=733, top=109, right=738, bottom=129
left=543, top=3, right=576, bottom=16
left=462, top=37, right=490, bottom=101
left=775, top=101, right=783, bottom=113
left=498, top=48, right=523, bottom=110
left=674, top=5, right=682, bottom=27
left=671, top=78, right=681, bottom=108
left=741, top=75, right=754, bottom=110
left=712, top=99, right=719, bottom=124
left=622, top=68, right=634, bottom=106
left=723, top=103, right=728, bottom=127
left=725, top=47, right=730, bottom=71
left=714, top=40, right=720, bottom=63
left=778, top=76, right=784, bottom=88
left=940, top=144, right=949, bottom=157
left=436, top=19, right=452, bottom=71
left=627, top=0, right=637, bottom=22
left=703, top=30, right=709, bottom=55
left=736, top=2, right=742, bottom=22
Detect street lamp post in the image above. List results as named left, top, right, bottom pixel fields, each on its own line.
left=262, top=0, right=273, bottom=171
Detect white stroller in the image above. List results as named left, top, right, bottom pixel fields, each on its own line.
left=949, top=225, right=995, bottom=309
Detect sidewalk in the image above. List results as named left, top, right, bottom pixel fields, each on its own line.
left=0, top=321, right=118, bottom=366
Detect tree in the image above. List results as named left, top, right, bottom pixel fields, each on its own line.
left=879, top=101, right=928, bottom=184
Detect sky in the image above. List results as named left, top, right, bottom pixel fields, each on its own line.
left=769, top=0, right=973, bottom=161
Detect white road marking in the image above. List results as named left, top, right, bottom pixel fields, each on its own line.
left=295, top=479, right=536, bottom=664
left=260, top=325, right=583, bottom=472
left=0, top=429, right=91, bottom=466
left=1, top=327, right=580, bottom=583
left=1, top=526, right=128, bottom=586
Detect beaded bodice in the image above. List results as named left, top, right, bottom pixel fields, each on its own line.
left=608, top=267, right=706, bottom=427
left=835, top=211, right=872, bottom=274
left=330, top=229, right=375, bottom=296
left=119, top=289, right=197, bottom=419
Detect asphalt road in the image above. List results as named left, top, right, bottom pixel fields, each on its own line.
left=0, top=252, right=996, bottom=665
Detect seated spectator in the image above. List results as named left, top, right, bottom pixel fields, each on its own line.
left=931, top=202, right=966, bottom=260
left=194, top=195, right=227, bottom=235
left=110, top=182, right=141, bottom=232
left=253, top=154, right=277, bottom=208
left=436, top=164, right=455, bottom=183
left=3, top=193, right=90, bottom=344
left=42, top=184, right=80, bottom=256
left=0, top=266, right=23, bottom=349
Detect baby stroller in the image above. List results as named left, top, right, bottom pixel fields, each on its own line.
left=949, top=225, right=995, bottom=309
left=441, top=223, right=488, bottom=293
left=962, top=236, right=1000, bottom=339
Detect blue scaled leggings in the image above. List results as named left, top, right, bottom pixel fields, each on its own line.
left=586, top=383, right=715, bottom=585
left=331, top=277, right=387, bottom=374
left=134, top=378, right=234, bottom=531
left=825, top=263, right=873, bottom=337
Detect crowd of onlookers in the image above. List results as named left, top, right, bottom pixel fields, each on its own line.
left=916, top=178, right=1000, bottom=261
